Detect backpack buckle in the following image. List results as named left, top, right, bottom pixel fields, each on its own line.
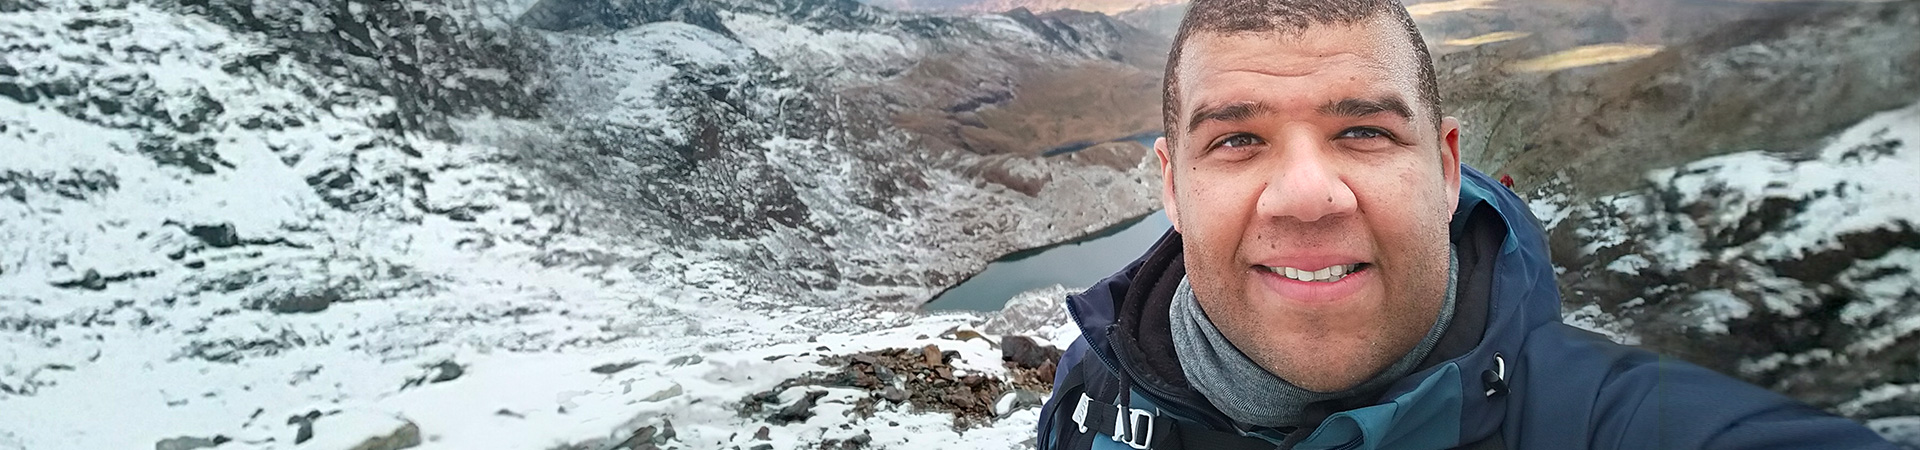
left=1114, top=405, right=1156, bottom=449
left=1072, top=392, right=1092, bottom=433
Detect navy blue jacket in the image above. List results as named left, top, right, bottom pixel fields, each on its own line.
left=1036, top=166, right=1896, bottom=450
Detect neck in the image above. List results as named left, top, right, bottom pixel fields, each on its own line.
left=1169, top=248, right=1459, bottom=428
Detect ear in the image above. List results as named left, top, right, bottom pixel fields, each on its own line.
left=1439, top=116, right=1463, bottom=216
left=1155, top=136, right=1181, bottom=234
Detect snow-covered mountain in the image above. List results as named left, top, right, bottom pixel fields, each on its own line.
left=1, top=0, right=1162, bottom=447
left=1540, top=100, right=1920, bottom=425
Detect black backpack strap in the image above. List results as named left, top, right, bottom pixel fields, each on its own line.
left=1039, top=358, right=1092, bottom=450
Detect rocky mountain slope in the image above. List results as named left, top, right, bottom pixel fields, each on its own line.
left=0, top=0, right=1161, bottom=447
left=1427, top=0, right=1920, bottom=196
left=1538, top=99, right=1920, bottom=424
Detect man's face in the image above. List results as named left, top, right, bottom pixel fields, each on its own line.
left=1155, top=16, right=1462, bottom=393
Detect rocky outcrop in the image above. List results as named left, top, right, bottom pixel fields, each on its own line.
left=518, top=0, right=734, bottom=36
left=743, top=343, right=1047, bottom=429
left=158, top=0, right=548, bottom=141
left=518, top=0, right=1165, bottom=310
left=1542, top=100, right=1920, bottom=420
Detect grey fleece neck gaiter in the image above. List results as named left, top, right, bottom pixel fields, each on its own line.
left=1169, top=249, right=1458, bottom=428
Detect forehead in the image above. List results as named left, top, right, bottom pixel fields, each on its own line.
left=1175, top=17, right=1423, bottom=111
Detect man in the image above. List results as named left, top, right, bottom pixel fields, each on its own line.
left=1034, top=0, right=1899, bottom=448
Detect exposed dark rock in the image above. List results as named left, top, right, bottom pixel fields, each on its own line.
left=517, top=0, right=733, bottom=37
left=590, top=361, right=642, bottom=374
left=657, top=419, right=676, bottom=444
left=1773, top=225, right=1920, bottom=284
left=752, top=425, right=771, bottom=440
left=0, top=81, right=35, bottom=103
left=610, top=425, right=656, bottom=450
left=137, top=137, right=232, bottom=174
left=1000, top=335, right=1062, bottom=370
left=343, top=420, right=421, bottom=450
left=258, top=288, right=341, bottom=314
left=45, top=267, right=157, bottom=290
left=51, top=269, right=107, bottom=291
left=769, top=390, right=827, bottom=425
left=428, top=360, right=463, bottom=383
left=154, top=435, right=230, bottom=450
left=287, top=410, right=322, bottom=444
left=186, top=223, right=241, bottom=248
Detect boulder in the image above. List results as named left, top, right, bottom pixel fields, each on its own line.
left=298, top=410, right=421, bottom=450
left=770, top=390, right=827, bottom=424
left=1001, top=336, right=1063, bottom=370
left=187, top=223, right=240, bottom=248
left=154, top=435, right=229, bottom=450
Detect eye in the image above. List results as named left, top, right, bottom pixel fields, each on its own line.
left=1337, top=127, right=1391, bottom=140
left=1213, top=133, right=1264, bottom=149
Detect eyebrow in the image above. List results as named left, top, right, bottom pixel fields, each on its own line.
left=1317, top=96, right=1414, bottom=122
left=1185, top=101, right=1276, bottom=135
left=1184, top=96, right=1415, bottom=135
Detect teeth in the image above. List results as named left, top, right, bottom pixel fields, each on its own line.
left=1270, top=264, right=1360, bottom=282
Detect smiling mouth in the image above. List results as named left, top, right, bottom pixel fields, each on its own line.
left=1260, top=263, right=1371, bottom=283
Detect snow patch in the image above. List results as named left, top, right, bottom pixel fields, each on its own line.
left=1685, top=290, right=1753, bottom=334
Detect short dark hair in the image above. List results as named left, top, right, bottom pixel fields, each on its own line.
left=1161, top=0, right=1440, bottom=144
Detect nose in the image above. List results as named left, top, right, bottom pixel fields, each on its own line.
left=1256, top=134, right=1356, bottom=223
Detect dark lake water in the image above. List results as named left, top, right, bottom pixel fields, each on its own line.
left=924, top=211, right=1172, bottom=311
left=1042, top=132, right=1164, bottom=157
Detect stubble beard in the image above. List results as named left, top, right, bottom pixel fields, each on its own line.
left=1183, top=217, right=1452, bottom=393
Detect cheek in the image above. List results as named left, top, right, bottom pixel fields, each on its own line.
left=1356, top=167, right=1449, bottom=240
left=1387, top=160, right=1450, bottom=209
left=1176, top=177, right=1265, bottom=282
left=1176, top=177, right=1254, bottom=235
